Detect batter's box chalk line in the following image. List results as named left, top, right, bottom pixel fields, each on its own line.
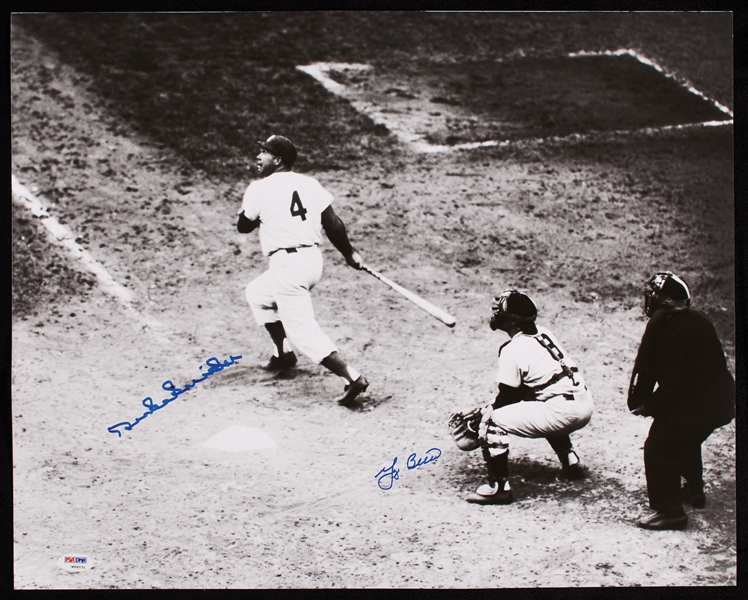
left=569, top=49, right=733, bottom=119
left=296, top=50, right=732, bottom=154
left=12, top=174, right=160, bottom=329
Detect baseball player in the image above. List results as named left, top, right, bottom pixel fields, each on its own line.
left=467, top=289, right=594, bottom=505
left=628, top=272, right=735, bottom=530
left=237, top=135, right=369, bottom=405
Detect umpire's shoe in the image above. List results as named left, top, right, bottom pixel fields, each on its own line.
left=682, top=482, right=707, bottom=509
left=467, top=479, right=513, bottom=505
left=337, top=375, right=369, bottom=405
left=262, top=351, right=298, bottom=372
left=637, top=510, right=688, bottom=531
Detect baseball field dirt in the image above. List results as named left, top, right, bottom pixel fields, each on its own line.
left=11, top=13, right=736, bottom=588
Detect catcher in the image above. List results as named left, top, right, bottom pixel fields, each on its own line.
left=450, top=289, right=594, bottom=505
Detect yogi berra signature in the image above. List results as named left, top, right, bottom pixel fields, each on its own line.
left=107, top=355, right=242, bottom=437
left=375, top=447, right=442, bottom=490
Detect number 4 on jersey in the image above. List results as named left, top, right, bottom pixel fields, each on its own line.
left=290, top=191, right=307, bottom=221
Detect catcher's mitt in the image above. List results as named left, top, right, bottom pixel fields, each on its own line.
left=448, top=407, right=483, bottom=451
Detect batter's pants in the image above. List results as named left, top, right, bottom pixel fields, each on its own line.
left=485, top=388, right=594, bottom=458
left=643, top=418, right=715, bottom=515
left=244, top=246, right=337, bottom=364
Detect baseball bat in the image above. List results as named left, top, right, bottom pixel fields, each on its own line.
left=361, top=264, right=456, bottom=328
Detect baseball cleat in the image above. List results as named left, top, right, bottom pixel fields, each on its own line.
left=559, top=462, right=587, bottom=481
left=682, top=482, right=706, bottom=509
left=262, top=351, right=298, bottom=372
left=637, top=511, right=688, bottom=531
left=466, top=481, right=513, bottom=505
left=336, top=375, right=369, bottom=405
left=558, top=451, right=586, bottom=480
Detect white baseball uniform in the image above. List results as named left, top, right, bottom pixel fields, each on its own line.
left=242, top=171, right=338, bottom=363
left=484, top=326, right=593, bottom=457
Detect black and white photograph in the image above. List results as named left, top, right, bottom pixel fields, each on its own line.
left=10, top=11, right=736, bottom=588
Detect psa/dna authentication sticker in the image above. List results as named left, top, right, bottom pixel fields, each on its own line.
left=57, top=554, right=94, bottom=572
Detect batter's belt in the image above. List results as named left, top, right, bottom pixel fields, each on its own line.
left=267, top=243, right=319, bottom=257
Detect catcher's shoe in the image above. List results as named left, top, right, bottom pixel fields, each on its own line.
left=262, top=351, right=298, bottom=372
left=637, top=510, right=688, bottom=531
left=466, top=480, right=513, bottom=505
left=558, top=451, right=586, bottom=480
left=337, top=375, right=369, bottom=405
left=559, top=463, right=587, bottom=480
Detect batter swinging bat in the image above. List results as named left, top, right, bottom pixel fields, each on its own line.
left=361, top=264, right=456, bottom=328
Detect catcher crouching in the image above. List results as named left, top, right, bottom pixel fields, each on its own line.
left=450, top=289, right=593, bottom=505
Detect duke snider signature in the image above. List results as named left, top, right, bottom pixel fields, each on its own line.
left=107, top=354, right=242, bottom=437
left=375, top=448, right=442, bottom=490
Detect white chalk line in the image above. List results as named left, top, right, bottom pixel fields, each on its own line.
left=568, top=49, right=733, bottom=119
left=297, top=51, right=732, bottom=154
left=411, top=119, right=733, bottom=154
left=12, top=174, right=160, bottom=328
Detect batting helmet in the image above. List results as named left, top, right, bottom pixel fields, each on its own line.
left=257, top=135, right=297, bottom=168
left=644, top=271, right=691, bottom=317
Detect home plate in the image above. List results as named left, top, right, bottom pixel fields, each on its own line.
left=201, top=426, right=277, bottom=452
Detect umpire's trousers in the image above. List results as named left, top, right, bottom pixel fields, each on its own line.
left=643, top=418, right=715, bottom=515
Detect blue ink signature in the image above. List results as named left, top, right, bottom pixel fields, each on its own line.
left=407, top=447, right=442, bottom=470
left=107, top=355, right=242, bottom=437
left=375, top=457, right=400, bottom=490
left=375, top=447, right=441, bottom=490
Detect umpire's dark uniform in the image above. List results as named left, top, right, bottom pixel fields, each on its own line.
left=628, top=306, right=734, bottom=518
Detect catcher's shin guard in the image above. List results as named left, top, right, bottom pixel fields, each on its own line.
left=484, top=422, right=510, bottom=457
left=483, top=447, right=509, bottom=483
left=546, top=434, right=573, bottom=458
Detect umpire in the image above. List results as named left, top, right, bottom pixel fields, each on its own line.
left=628, top=271, right=735, bottom=530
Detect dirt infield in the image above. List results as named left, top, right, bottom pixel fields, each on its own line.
left=11, top=14, right=735, bottom=588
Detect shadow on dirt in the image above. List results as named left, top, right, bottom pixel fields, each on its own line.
left=345, top=393, right=394, bottom=412
left=446, top=448, right=735, bottom=540
left=203, top=364, right=318, bottom=387
left=447, top=451, right=646, bottom=527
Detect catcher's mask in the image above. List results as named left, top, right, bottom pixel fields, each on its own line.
left=644, top=271, right=690, bottom=317
left=490, top=289, right=537, bottom=330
